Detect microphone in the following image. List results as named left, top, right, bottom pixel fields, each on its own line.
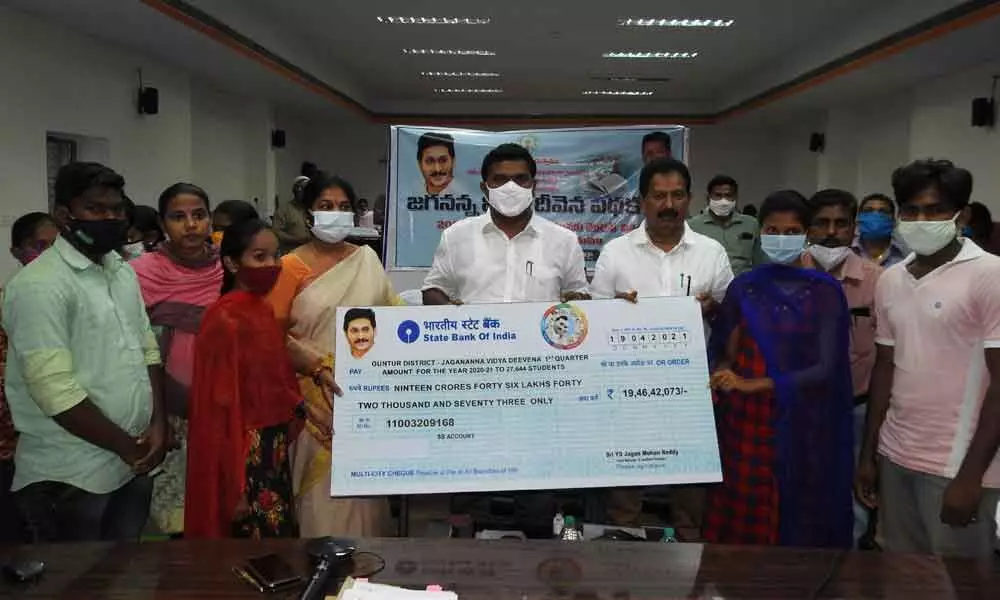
left=299, top=537, right=356, bottom=600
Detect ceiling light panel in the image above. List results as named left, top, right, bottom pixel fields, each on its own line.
left=582, top=90, right=655, bottom=96
left=618, top=18, right=734, bottom=28
left=603, top=51, right=698, bottom=59
left=378, top=16, right=491, bottom=25
left=403, top=49, right=496, bottom=56
left=420, top=71, right=501, bottom=78
left=590, top=76, right=671, bottom=83
left=434, top=88, right=503, bottom=94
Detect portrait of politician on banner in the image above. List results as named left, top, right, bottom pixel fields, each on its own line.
left=387, top=125, right=688, bottom=271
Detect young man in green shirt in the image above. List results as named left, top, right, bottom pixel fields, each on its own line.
left=688, top=175, right=763, bottom=275
left=3, top=162, right=166, bottom=542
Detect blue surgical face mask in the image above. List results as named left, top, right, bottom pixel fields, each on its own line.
left=857, top=211, right=894, bottom=241
left=761, top=234, right=806, bottom=264
left=961, top=225, right=974, bottom=238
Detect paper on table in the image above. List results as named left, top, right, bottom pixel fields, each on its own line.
left=332, top=578, right=458, bottom=600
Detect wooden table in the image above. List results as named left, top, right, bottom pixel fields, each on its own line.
left=2, top=538, right=998, bottom=598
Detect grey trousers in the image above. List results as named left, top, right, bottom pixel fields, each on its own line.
left=880, top=456, right=999, bottom=558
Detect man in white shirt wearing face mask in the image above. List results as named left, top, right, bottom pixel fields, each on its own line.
left=688, top=175, right=763, bottom=275
left=806, top=188, right=883, bottom=549
left=421, top=143, right=588, bottom=530
left=422, top=143, right=589, bottom=305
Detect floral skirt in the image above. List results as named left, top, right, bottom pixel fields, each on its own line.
left=232, top=424, right=296, bottom=539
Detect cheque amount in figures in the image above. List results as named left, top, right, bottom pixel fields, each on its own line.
left=620, top=386, right=687, bottom=399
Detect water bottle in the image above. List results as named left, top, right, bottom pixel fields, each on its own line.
left=661, top=527, right=678, bottom=543
left=559, top=515, right=583, bottom=541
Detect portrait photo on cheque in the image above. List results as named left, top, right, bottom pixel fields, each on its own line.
left=344, top=307, right=377, bottom=359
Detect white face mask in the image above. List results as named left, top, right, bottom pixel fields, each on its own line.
left=487, top=181, right=534, bottom=217
left=895, top=214, right=958, bottom=257
left=122, top=241, right=145, bottom=260
left=808, top=244, right=851, bottom=270
left=311, top=210, right=354, bottom=244
left=708, top=198, right=735, bottom=218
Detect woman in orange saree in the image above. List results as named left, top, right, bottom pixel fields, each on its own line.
left=268, top=172, right=401, bottom=537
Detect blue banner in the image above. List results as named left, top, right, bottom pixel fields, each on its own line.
left=386, top=125, right=688, bottom=270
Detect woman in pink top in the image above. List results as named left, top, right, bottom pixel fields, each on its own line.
left=132, top=183, right=222, bottom=535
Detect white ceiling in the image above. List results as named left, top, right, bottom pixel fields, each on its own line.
left=7, top=0, right=1000, bottom=121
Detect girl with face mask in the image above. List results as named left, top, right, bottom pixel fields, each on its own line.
left=131, top=183, right=222, bottom=536
left=265, top=172, right=401, bottom=539
left=705, top=190, right=854, bottom=548
left=185, top=219, right=299, bottom=539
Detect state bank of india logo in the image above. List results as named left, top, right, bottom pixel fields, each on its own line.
left=540, top=303, right=588, bottom=350
left=397, top=320, right=421, bottom=344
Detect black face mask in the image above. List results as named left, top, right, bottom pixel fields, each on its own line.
left=68, top=219, right=128, bottom=255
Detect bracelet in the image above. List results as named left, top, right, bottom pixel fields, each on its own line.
left=309, top=365, right=327, bottom=384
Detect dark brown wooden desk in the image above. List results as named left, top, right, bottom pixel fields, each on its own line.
left=2, top=539, right=998, bottom=599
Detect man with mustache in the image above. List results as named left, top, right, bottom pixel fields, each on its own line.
left=589, top=158, right=734, bottom=528
left=344, top=308, right=376, bottom=359
left=591, top=158, right=733, bottom=313
left=805, top=189, right=883, bottom=548
left=417, top=133, right=461, bottom=197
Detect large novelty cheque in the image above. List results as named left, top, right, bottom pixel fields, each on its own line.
left=386, top=125, right=688, bottom=271
left=330, top=297, right=721, bottom=496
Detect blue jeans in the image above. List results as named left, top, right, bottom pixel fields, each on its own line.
left=17, top=475, right=152, bottom=543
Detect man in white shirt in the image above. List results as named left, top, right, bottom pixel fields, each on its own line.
left=421, top=143, right=588, bottom=530
left=589, top=157, right=734, bottom=528
left=591, top=158, right=734, bottom=312
left=422, top=143, right=589, bottom=305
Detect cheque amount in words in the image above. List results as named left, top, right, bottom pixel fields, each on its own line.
left=350, top=379, right=583, bottom=394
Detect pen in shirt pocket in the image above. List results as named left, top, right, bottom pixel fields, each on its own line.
left=525, top=260, right=534, bottom=278
left=680, top=273, right=692, bottom=296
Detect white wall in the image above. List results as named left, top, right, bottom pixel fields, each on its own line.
left=686, top=123, right=781, bottom=212
left=776, top=116, right=824, bottom=195
left=298, top=120, right=390, bottom=202
left=777, top=60, right=1000, bottom=209
left=0, top=5, right=278, bottom=280
left=909, top=61, right=1000, bottom=207
left=190, top=84, right=276, bottom=214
